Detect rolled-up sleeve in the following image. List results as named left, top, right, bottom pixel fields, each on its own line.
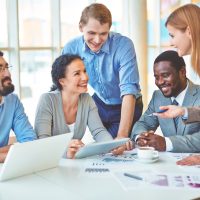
left=118, top=38, right=141, bottom=98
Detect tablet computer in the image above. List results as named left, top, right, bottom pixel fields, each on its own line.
left=74, top=138, right=129, bottom=159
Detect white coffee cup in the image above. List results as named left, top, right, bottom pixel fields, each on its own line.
left=137, top=147, right=158, bottom=160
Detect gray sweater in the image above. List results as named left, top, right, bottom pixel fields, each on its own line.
left=34, top=90, right=113, bottom=142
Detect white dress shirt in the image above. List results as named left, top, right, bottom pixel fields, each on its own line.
left=165, top=81, right=189, bottom=151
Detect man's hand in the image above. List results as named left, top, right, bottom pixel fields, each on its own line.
left=0, top=145, right=11, bottom=163
left=115, top=136, right=135, bottom=151
left=67, top=139, right=84, bottom=159
left=136, top=130, right=155, bottom=146
left=137, top=130, right=166, bottom=151
left=0, top=153, right=7, bottom=163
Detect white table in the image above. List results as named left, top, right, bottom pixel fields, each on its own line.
left=0, top=152, right=200, bottom=200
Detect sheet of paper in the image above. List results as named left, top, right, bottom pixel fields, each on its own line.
left=80, top=151, right=137, bottom=177
left=113, top=170, right=200, bottom=190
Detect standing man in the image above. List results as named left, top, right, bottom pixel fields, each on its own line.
left=62, top=3, right=143, bottom=140
left=131, top=50, right=200, bottom=153
left=0, top=51, right=36, bottom=162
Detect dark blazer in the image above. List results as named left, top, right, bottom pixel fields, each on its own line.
left=131, top=80, right=200, bottom=153
left=184, top=107, right=200, bottom=123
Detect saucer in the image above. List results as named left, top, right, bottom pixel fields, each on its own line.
left=133, top=155, right=159, bottom=164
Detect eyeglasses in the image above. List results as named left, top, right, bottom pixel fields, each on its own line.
left=0, top=65, right=13, bottom=73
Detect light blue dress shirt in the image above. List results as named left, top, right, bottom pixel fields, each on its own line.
left=0, top=93, right=36, bottom=147
left=62, top=32, right=141, bottom=105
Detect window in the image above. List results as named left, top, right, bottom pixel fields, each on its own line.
left=19, top=0, right=51, bottom=47
left=146, top=0, right=200, bottom=101
left=61, top=0, right=88, bottom=46
left=0, top=0, right=8, bottom=47
left=1, top=0, right=199, bottom=125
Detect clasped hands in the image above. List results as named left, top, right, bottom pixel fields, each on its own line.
left=136, top=130, right=166, bottom=151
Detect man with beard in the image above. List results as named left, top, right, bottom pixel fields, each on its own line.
left=131, top=50, right=200, bottom=153
left=0, top=51, right=36, bottom=162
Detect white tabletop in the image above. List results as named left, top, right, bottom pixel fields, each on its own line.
left=0, top=152, right=200, bottom=200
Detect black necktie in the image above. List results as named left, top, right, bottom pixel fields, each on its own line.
left=172, top=99, right=179, bottom=130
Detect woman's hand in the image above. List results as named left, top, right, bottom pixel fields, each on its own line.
left=125, top=140, right=135, bottom=151
left=66, top=139, right=84, bottom=159
left=176, top=155, right=200, bottom=166
left=111, top=144, right=126, bottom=155
left=154, top=105, right=185, bottom=118
left=111, top=137, right=135, bottom=155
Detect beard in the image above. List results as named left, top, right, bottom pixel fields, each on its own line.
left=0, top=77, right=15, bottom=96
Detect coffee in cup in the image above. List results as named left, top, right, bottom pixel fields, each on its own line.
left=137, top=147, right=158, bottom=160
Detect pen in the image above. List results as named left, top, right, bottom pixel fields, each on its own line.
left=124, top=172, right=143, bottom=181
left=147, top=109, right=168, bottom=116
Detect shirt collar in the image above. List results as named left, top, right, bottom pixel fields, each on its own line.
left=0, top=96, right=4, bottom=106
left=171, top=80, right=189, bottom=106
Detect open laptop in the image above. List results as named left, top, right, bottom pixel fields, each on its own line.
left=0, top=133, right=73, bottom=181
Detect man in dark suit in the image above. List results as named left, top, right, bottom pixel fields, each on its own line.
left=131, top=50, right=200, bottom=153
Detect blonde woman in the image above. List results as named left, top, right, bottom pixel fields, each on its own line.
left=155, top=4, right=200, bottom=165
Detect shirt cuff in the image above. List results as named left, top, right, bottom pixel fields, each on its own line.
left=133, top=134, right=140, bottom=142
left=165, top=137, right=173, bottom=151
left=182, top=107, right=188, bottom=120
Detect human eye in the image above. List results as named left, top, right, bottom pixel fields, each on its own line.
left=169, top=33, right=174, bottom=38
left=0, top=65, right=12, bottom=72
left=74, top=71, right=80, bottom=76
left=162, top=73, right=169, bottom=78
left=101, top=32, right=108, bottom=37
left=88, top=31, right=95, bottom=35
left=154, top=75, right=158, bottom=81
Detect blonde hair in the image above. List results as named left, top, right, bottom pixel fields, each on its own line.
left=165, top=4, right=200, bottom=77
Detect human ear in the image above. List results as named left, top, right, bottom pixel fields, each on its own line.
left=59, top=78, right=65, bottom=87
left=179, top=67, right=186, bottom=77
left=186, top=26, right=191, bottom=38
left=79, top=23, right=83, bottom=32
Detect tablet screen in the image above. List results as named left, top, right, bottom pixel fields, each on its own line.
left=75, top=138, right=129, bottom=159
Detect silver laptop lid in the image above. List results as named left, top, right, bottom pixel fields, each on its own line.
left=0, top=133, right=73, bottom=181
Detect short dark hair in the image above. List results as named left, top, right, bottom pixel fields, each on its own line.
left=79, top=3, right=112, bottom=28
left=51, top=54, right=82, bottom=91
left=0, top=51, right=4, bottom=56
left=154, top=50, right=186, bottom=71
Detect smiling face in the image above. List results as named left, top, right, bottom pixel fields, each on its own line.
left=167, top=24, right=192, bottom=57
left=0, top=56, right=14, bottom=97
left=59, top=58, right=89, bottom=95
left=79, top=18, right=110, bottom=52
left=154, top=61, right=186, bottom=97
